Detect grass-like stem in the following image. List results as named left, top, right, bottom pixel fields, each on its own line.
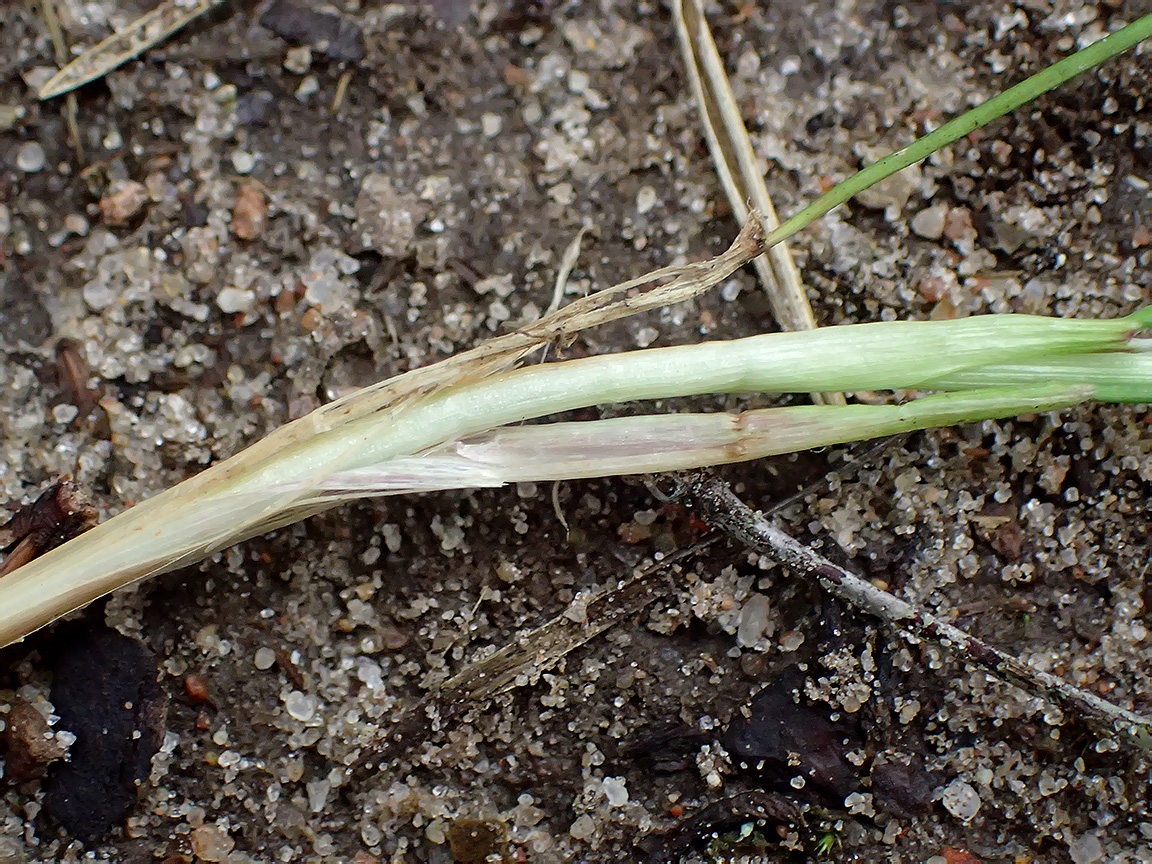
left=760, top=13, right=1152, bottom=250
left=0, top=309, right=1145, bottom=648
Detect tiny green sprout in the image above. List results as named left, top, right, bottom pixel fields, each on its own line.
left=815, top=828, right=841, bottom=857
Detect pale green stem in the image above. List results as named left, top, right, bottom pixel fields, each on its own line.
left=311, top=314, right=1140, bottom=479
left=0, top=312, right=1144, bottom=648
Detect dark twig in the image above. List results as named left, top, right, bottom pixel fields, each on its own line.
left=667, top=474, right=1152, bottom=748
left=0, top=480, right=97, bottom=578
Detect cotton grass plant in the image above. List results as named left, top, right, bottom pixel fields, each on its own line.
left=1, top=13, right=1150, bottom=650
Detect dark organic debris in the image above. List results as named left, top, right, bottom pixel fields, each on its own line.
left=54, top=339, right=101, bottom=419
left=870, top=751, right=933, bottom=818
left=0, top=480, right=97, bottom=577
left=635, top=789, right=801, bottom=863
left=620, top=725, right=713, bottom=773
left=235, top=89, right=275, bottom=126
left=98, top=180, right=149, bottom=227
left=722, top=670, right=862, bottom=800
left=43, top=624, right=168, bottom=843
left=259, top=0, right=365, bottom=62
left=447, top=817, right=509, bottom=863
left=0, top=262, right=52, bottom=345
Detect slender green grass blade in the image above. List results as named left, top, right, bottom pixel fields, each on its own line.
left=761, top=14, right=1152, bottom=250
left=934, top=353, right=1152, bottom=403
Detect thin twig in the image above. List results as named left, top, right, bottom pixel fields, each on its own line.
left=667, top=474, right=1152, bottom=749
left=38, top=0, right=83, bottom=159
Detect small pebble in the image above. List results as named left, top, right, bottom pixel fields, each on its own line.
left=254, top=647, right=276, bottom=670
left=190, top=824, right=234, bottom=862
left=52, top=403, right=79, bottom=424
left=99, top=180, right=149, bottom=226
left=779, top=630, right=804, bottom=652
left=1069, top=832, right=1104, bottom=864
left=63, top=213, right=90, bottom=237
left=306, top=778, right=330, bottom=812
left=481, top=112, right=502, bottom=137
left=217, top=287, right=256, bottom=314
left=184, top=673, right=211, bottom=704
left=283, top=690, right=317, bottom=722
left=295, top=75, right=319, bottom=100
left=4, top=699, right=69, bottom=781
left=231, top=182, right=268, bottom=240
left=736, top=594, right=771, bottom=647
left=16, top=141, right=45, bottom=173
left=601, top=776, right=629, bottom=807
left=361, top=823, right=383, bottom=846
left=230, top=150, right=256, bottom=174
left=569, top=814, right=595, bottom=840
left=940, top=779, right=981, bottom=822
left=284, top=45, right=312, bottom=74
left=0, top=104, right=26, bottom=131
left=911, top=204, right=948, bottom=240
left=636, top=185, right=658, bottom=215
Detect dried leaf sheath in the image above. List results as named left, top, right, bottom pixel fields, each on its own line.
left=312, top=386, right=1092, bottom=496
left=672, top=0, right=819, bottom=336
left=0, top=220, right=767, bottom=648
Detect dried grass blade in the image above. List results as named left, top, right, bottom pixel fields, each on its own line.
left=38, top=0, right=223, bottom=100
left=350, top=542, right=702, bottom=776
left=672, top=0, right=843, bottom=404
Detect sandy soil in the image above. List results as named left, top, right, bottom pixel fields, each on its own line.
left=0, top=0, right=1150, bottom=862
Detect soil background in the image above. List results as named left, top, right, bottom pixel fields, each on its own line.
left=1, top=0, right=1151, bottom=862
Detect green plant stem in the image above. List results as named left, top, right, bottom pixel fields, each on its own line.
left=934, top=351, right=1152, bottom=403
left=760, top=14, right=1152, bottom=250
left=0, top=311, right=1144, bottom=649
left=321, top=313, right=1141, bottom=477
